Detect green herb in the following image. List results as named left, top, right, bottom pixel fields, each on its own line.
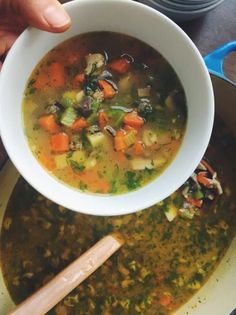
left=124, top=171, right=141, bottom=191
left=125, top=153, right=132, bottom=160
left=193, top=189, right=204, bottom=200
left=83, top=68, right=98, bottom=96
left=25, top=80, right=36, bottom=96
left=79, top=181, right=88, bottom=191
left=173, top=195, right=183, bottom=207
left=87, top=99, right=101, bottom=124
left=109, top=180, right=117, bottom=194
left=27, top=79, right=36, bottom=88
left=190, top=272, right=204, bottom=283
left=66, top=151, right=73, bottom=159
left=161, top=227, right=173, bottom=241
left=90, top=63, right=98, bottom=76
left=143, top=167, right=155, bottom=176
left=33, top=124, right=40, bottom=131
left=69, top=160, right=85, bottom=173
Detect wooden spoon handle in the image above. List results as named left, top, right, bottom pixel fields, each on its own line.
left=9, top=234, right=123, bottom=315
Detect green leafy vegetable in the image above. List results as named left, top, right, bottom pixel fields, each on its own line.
left=69, top=160, right=85, bottom=173
left=124, top=171, right=141, bottom=190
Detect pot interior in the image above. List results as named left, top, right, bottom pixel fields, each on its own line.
left=0, top=74, right=235, bottom=315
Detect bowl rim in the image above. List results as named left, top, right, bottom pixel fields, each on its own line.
left=0, top=0, right=214, bottom=216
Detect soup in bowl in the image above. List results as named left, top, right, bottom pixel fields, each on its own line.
left=0, top=0, right=214, bottom=215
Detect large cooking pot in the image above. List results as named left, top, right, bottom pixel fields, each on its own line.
left=0, top=43, right=236, bottom=315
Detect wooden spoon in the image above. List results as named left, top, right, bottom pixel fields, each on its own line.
left=9, top=234, right=123, bottom=315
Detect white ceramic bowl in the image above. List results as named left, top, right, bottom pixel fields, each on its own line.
left=0, top=0, right=214, bottom=216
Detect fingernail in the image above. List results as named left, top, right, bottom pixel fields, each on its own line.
left=43, top=5, right=70, bottom=28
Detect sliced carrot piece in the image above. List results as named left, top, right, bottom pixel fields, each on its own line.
left=123, top=111, right=144, bottom=128
left=39, top=153, right=55, bottom=171
left=117, top=151, right=126, bottom=162
left=98, top=80, right=117, bottom=99
left=197, top=172, right=212, bottom=187
left=73, top=73, right=85, bottom=85
left=98, top=111, right=109, bottom=129
left=48, top=62, right=65, bottom=88
left=38, top=114, right=60, bottom=134
left=114, top=130, right=126, bottom=152
left=50, top=132, right=70, bottom=153
left=133, top=142, right=144, bottom=155
left=33, top=73, right=49, bottom=90
left=109, top=58, right=131, bottom=74
left=77, top=170, right=110, bottom=194
left=186, top=197, right=203, bottom=208
left=71, top=118, right=88, bottom=131
left=159, top=293, right=173, bottom=309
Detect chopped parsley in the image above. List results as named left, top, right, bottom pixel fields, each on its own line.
left=69, top=160, right=85, bottom=173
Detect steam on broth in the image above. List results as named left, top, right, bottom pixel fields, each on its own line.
left=22, top=32, right=187, bottom=194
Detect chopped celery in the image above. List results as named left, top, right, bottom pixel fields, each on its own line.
left=107, top=108, right=126, bottom=128
left=87, top=132, right=105, bottom=147
left=87, top=100, right=101, bottom=125
left=60, top=107, right=77, bottom=126
left=123, top=132, right=136, bottom=147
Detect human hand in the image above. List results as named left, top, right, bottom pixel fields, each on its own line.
left=0, top=0, right=71, bottom=69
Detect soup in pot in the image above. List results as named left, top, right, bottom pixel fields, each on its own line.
left=1, top=116, right=236, bottom=315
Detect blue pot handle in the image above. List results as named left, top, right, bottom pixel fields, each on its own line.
left=204, top=41, right=236, bottom=81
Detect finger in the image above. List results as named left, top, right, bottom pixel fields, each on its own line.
left=12, top=0, right=71, bottom=33
left=0, top=32, right=18, bottom=56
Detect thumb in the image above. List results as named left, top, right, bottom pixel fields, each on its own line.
left=14, top=0, right=71, bottom=33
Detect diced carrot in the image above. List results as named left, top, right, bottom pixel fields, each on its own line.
left=114, top=130, right=126, bottom=152
left=39, top=153, right=55, bottom=171
left=73, top=73, right=85, bottom=86
left=48, top=62, right=65, bottom=88
left=124, top=125, right=138, bottom=134
left=97, top=179, right=110, bottom=194
left=117, top=151, right=126, bottom=162
left=71, top=118, right=88, bottom=131
left=109, top=58, right=131, bottom=74
left=98, top=111, right=109, bottom=129
left=133, top=142, right=144, bottom=155
left=50, top=132, right=70, bottom=153
left=123, top=111, right=144, bottom=128
left=38, top=114, right=60, bottom=134
left=33, top=73, right=49, bottom=90
left=98, top=80, right=117, bottom=99
left=197, top=172, right=212, bottom=187
left=186, top=197, right=203, bottom=208
left=159, top=293, right=173, bottom=309
left=77, top=170, right=110, bottom=194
